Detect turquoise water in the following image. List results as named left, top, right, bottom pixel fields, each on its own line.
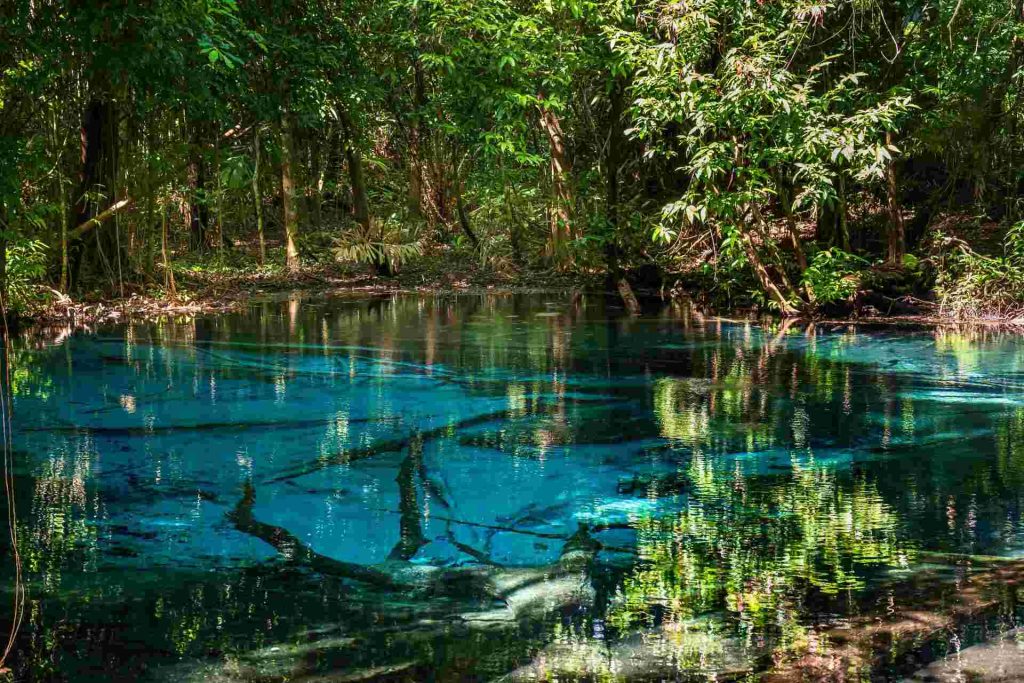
left=4, top=293, right=1024, bottom=681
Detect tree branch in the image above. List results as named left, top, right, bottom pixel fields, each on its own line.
left=68, top=198, right=134, bottom=241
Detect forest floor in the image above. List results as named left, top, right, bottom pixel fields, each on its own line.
left=23, top=266, right=1022, bottom=332
left=20, top=247, right=598, bottom=328
left=20, top=262, right=1023, bottom=331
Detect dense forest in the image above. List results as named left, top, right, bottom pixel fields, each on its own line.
left=1, top=0, right=1022, bottom=319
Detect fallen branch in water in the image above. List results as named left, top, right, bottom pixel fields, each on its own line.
left=228, top=481, right=403, bottom=588
left=23, top=414, right=399, bottom=437
left=264, top=409, right=510, bottom=484
left=916, top=550, right=1018, bottom=566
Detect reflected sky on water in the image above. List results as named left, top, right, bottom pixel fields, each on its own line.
left=4, top=293, right=1024, bottom=681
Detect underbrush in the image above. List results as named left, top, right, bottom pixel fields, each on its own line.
left=931, top=222, right=1024, bottom=321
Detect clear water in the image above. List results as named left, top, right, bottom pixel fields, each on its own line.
left=4, top=293, right=1024, bottom=681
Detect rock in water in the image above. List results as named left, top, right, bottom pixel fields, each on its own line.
left=498, top=623, right=758, bottom=682
left=905, top=629, right=1024, bottom=682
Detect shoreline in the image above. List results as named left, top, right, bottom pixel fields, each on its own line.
left=11, top=270, right=1024, bottom=332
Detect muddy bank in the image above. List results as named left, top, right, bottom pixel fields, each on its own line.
left=15, top=259, right=594, bottom=329
left=10, top=245, right=1024, bottom=331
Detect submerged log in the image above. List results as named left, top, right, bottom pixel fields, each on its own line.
left=181, top=504, right=602, bottom=683
left=21, top=414, right=400, bottom=437
left=228, top=481, right=402, bottom=588
left=265, top=409, right=510, bottom=484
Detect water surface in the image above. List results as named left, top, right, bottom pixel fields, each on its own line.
left=5, top=293, right=1024, bottom=681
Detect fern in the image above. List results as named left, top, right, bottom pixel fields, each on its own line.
left=333, top=229, right=421, bottom=273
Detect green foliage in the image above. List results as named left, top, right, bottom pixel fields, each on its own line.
left=933, top=223, right=1024, bottom=321
left=6, top=237, right=49, bottom=310
left=0, top=0, right=1022, bottom=319
left=689, top=223, right=757, bottom=307
left=801, top=248, right=868, bottom=307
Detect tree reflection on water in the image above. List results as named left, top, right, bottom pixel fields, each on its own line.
left=4, top=296, right=1024, bottom=681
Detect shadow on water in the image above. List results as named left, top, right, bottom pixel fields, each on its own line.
left=4, top=292, right=1024, bottom=681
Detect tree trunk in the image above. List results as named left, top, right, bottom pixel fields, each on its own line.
left=744, top=235, right=799, bottom=316
left=605, top=80, right=640, bottom=314
left=308, top=131, right=323, bottom=230
left=71, top=97, right=120, bottom=290
left=339, top=110, right=372, bottom=238
left=0, top=202, right=7, bottom=307
left=503, top=169, right=525, bottom=267
left=538, top=101, right=574, bottom=264
left=885, top=132, right=905, bottom=265
left=327, top=128, right=347, bottom=213
left=407, top=57, right=427, bottom=219
left=161, top=207, right=176, bottom=299
left=214, top=138, right=224, bottom=254
left=777, top=174, right=808, bottom=271
left=837, top=174, right=851, bottom=251
left=59, top=176, right=68, bottom=293
left=742, top=207, right=799, bottom=316
left=749, top=202, right=799, bottom=299
left=339, top=110, right=391, bottom=276
left=279, top=113, right=300, bottom=273
left=1013, top=0, right=1024, bottom=216
left=252, top=129, right=265, bottom=265
left=188, top=123, right=210, bottom=251
left=455, top=192, right=478, bottom=248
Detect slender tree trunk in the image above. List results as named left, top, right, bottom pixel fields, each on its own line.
left=885, top=132, right=905, bottom=265
left=877, top=2, right=907, bottom=260
left=1012, top=0, right=1024, bottom=217
left=502, top=166, right=525, bottom=267
left=749, top=202, right=797, bottom=300
left=308, top=130, right=323, bottom=230
left=161, top=207, right=176, bottom=299
left=605, top=80, right=639, bottom=314
left=538, top=101, right=574, bottom=264
left=407, top=57, right=427, bottom=219
left=144, top=146, right=155, bottom=280
left=428, top=144, right=449, bottom=229
left=279, top=113, right=300, bottom=273
left=0, top=203, right=8, bottom=307
left=188, top=122, right=209, bottom=251
left=339, top=110, right=372, bottom=238
left=50, top=108, right=70, bottom=292
left=327, top=127, right=346, bottom=213
left=743, top=233, right=799, bottom=316
left=339, top=111, right=391, bottom=276
left=252, top=129, right=265, bottom=265
left=455, top=193, right=478, bottom=248
left=59, top=177, right=68, bottom=293
left=215, top=138, right=224, bottom=254
left=838, top=174, right=851, bottom=251
left=744, top=205, right=799, bottom=316
left=777, top=175, right=808, bottom=271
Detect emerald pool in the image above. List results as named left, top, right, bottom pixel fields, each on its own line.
left=4, top=293, right=1024, bottom=681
